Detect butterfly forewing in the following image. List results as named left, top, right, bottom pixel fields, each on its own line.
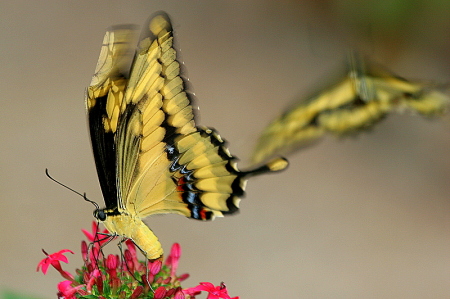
left=86, top=25, right=137, bottom=211
left=115, top=13, right=197, bottom=218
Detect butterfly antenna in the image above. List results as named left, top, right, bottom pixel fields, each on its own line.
left=45, top=168, right=99, bottom=209
left=83, top=192, right=100, bottom=210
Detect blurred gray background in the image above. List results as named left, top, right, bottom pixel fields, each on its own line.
left=1, top=1, right=450, bottom=298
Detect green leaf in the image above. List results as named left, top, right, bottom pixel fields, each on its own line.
left=1, top=290, right=45, bottom=299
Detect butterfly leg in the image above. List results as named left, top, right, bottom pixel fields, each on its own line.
left=97, top=232, right=118, bottom=257
left=115, top=237, right=152, bottom=290
left=118, top=237, right=154, bottom=291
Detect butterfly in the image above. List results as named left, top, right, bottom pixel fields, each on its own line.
left=251, top=53, right=449, bottom=164
left=85, top=12, right=288, bottom=260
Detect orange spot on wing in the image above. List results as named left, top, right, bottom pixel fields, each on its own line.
left=176, top=177, right=187, bottom=192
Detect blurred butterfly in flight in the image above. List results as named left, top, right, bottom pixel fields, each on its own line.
left=86, top=12, right=288, bottom=260
left=252, top=53, right=449, bottom=164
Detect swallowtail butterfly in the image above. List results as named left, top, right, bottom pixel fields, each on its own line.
left=86, top=12, right=288, bottom=260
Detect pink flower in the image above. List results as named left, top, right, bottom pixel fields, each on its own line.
left=106, top=254, right=119, bottom=271
left=125, top=239, right=142, bottom=271
left=37, top=249, right=73, bottom=274
left=184, top=282, right=239, bottom=299
left=124, top=249, right=135, bottom=273
left=37, top=249, right=74, bottom=280
left=57, top=280, right=84, bottom=299
left=86, top=269, right=101, bottom=293
left=38, top=222, right=239, bottom=299
left=81, top=240, right=88, bottom=261
left=174, top=289, right=186, bottom=299
left=165, top=243, right=181, bottom=277
left=149, top=260, right=162, bottom=275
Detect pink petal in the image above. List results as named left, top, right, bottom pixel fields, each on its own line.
left=154, top=286, right=167, bottom=299
left=106, top=254, right=118, bottom=270
left=57, top=280, right=73, bottom=292
left=81, top=241, right=88, bottom=261
left=37, top=259, right=50, bottom=274
left=53, top=249, right=74, bottom=263
left=149, top=260, right=162, bottom=275
left=178, top=273, right=190, bottom=282
left=130, top=286, right=144, bottom=299
left=174, top=289, right=186, bottom=299
left=126, top=239, right=137, bottom=255
left=57, top=280, right=83, bottom=299
left=170, top=243, right=181, bottom=259
left=82, top=229, right=95, bottom=242
left=54, top=254, right=69, bottom=264
left=91, top=269, right=101, bottom=278
left=166, top=243, right=181, bottom=266
left=198, top=282, right=215, bottom=291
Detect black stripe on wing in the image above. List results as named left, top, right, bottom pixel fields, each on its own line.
left=138, top=13, right=214, bottom=218
left=88, top=94, right=119, bottom=210
left=140, top=11, right=197, bottom=142
left=87, top=25, right=137, bottom=211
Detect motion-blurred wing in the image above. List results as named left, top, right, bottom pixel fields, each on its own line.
left=252, top=55, right=448, bottom=164
left=86, top=25, right=137, bottom=211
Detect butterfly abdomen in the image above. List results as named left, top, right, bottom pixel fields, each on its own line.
left=102, top=213, right=163, bottom=260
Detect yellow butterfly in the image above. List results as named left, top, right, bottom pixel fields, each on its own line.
left=252, top=54, right=449, bottom=164
left=86, top=12, right=288, bottom=260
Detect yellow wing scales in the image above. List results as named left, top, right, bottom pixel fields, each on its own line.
left=116, top=14, right=196, bottom=216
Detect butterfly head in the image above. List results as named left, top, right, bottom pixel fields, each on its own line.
left=93, top=208, right=107, bottom=222
left=81, top=193, right=108, bottom=222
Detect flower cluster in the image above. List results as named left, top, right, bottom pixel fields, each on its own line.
left=37, top=222, right=238, bottom=299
